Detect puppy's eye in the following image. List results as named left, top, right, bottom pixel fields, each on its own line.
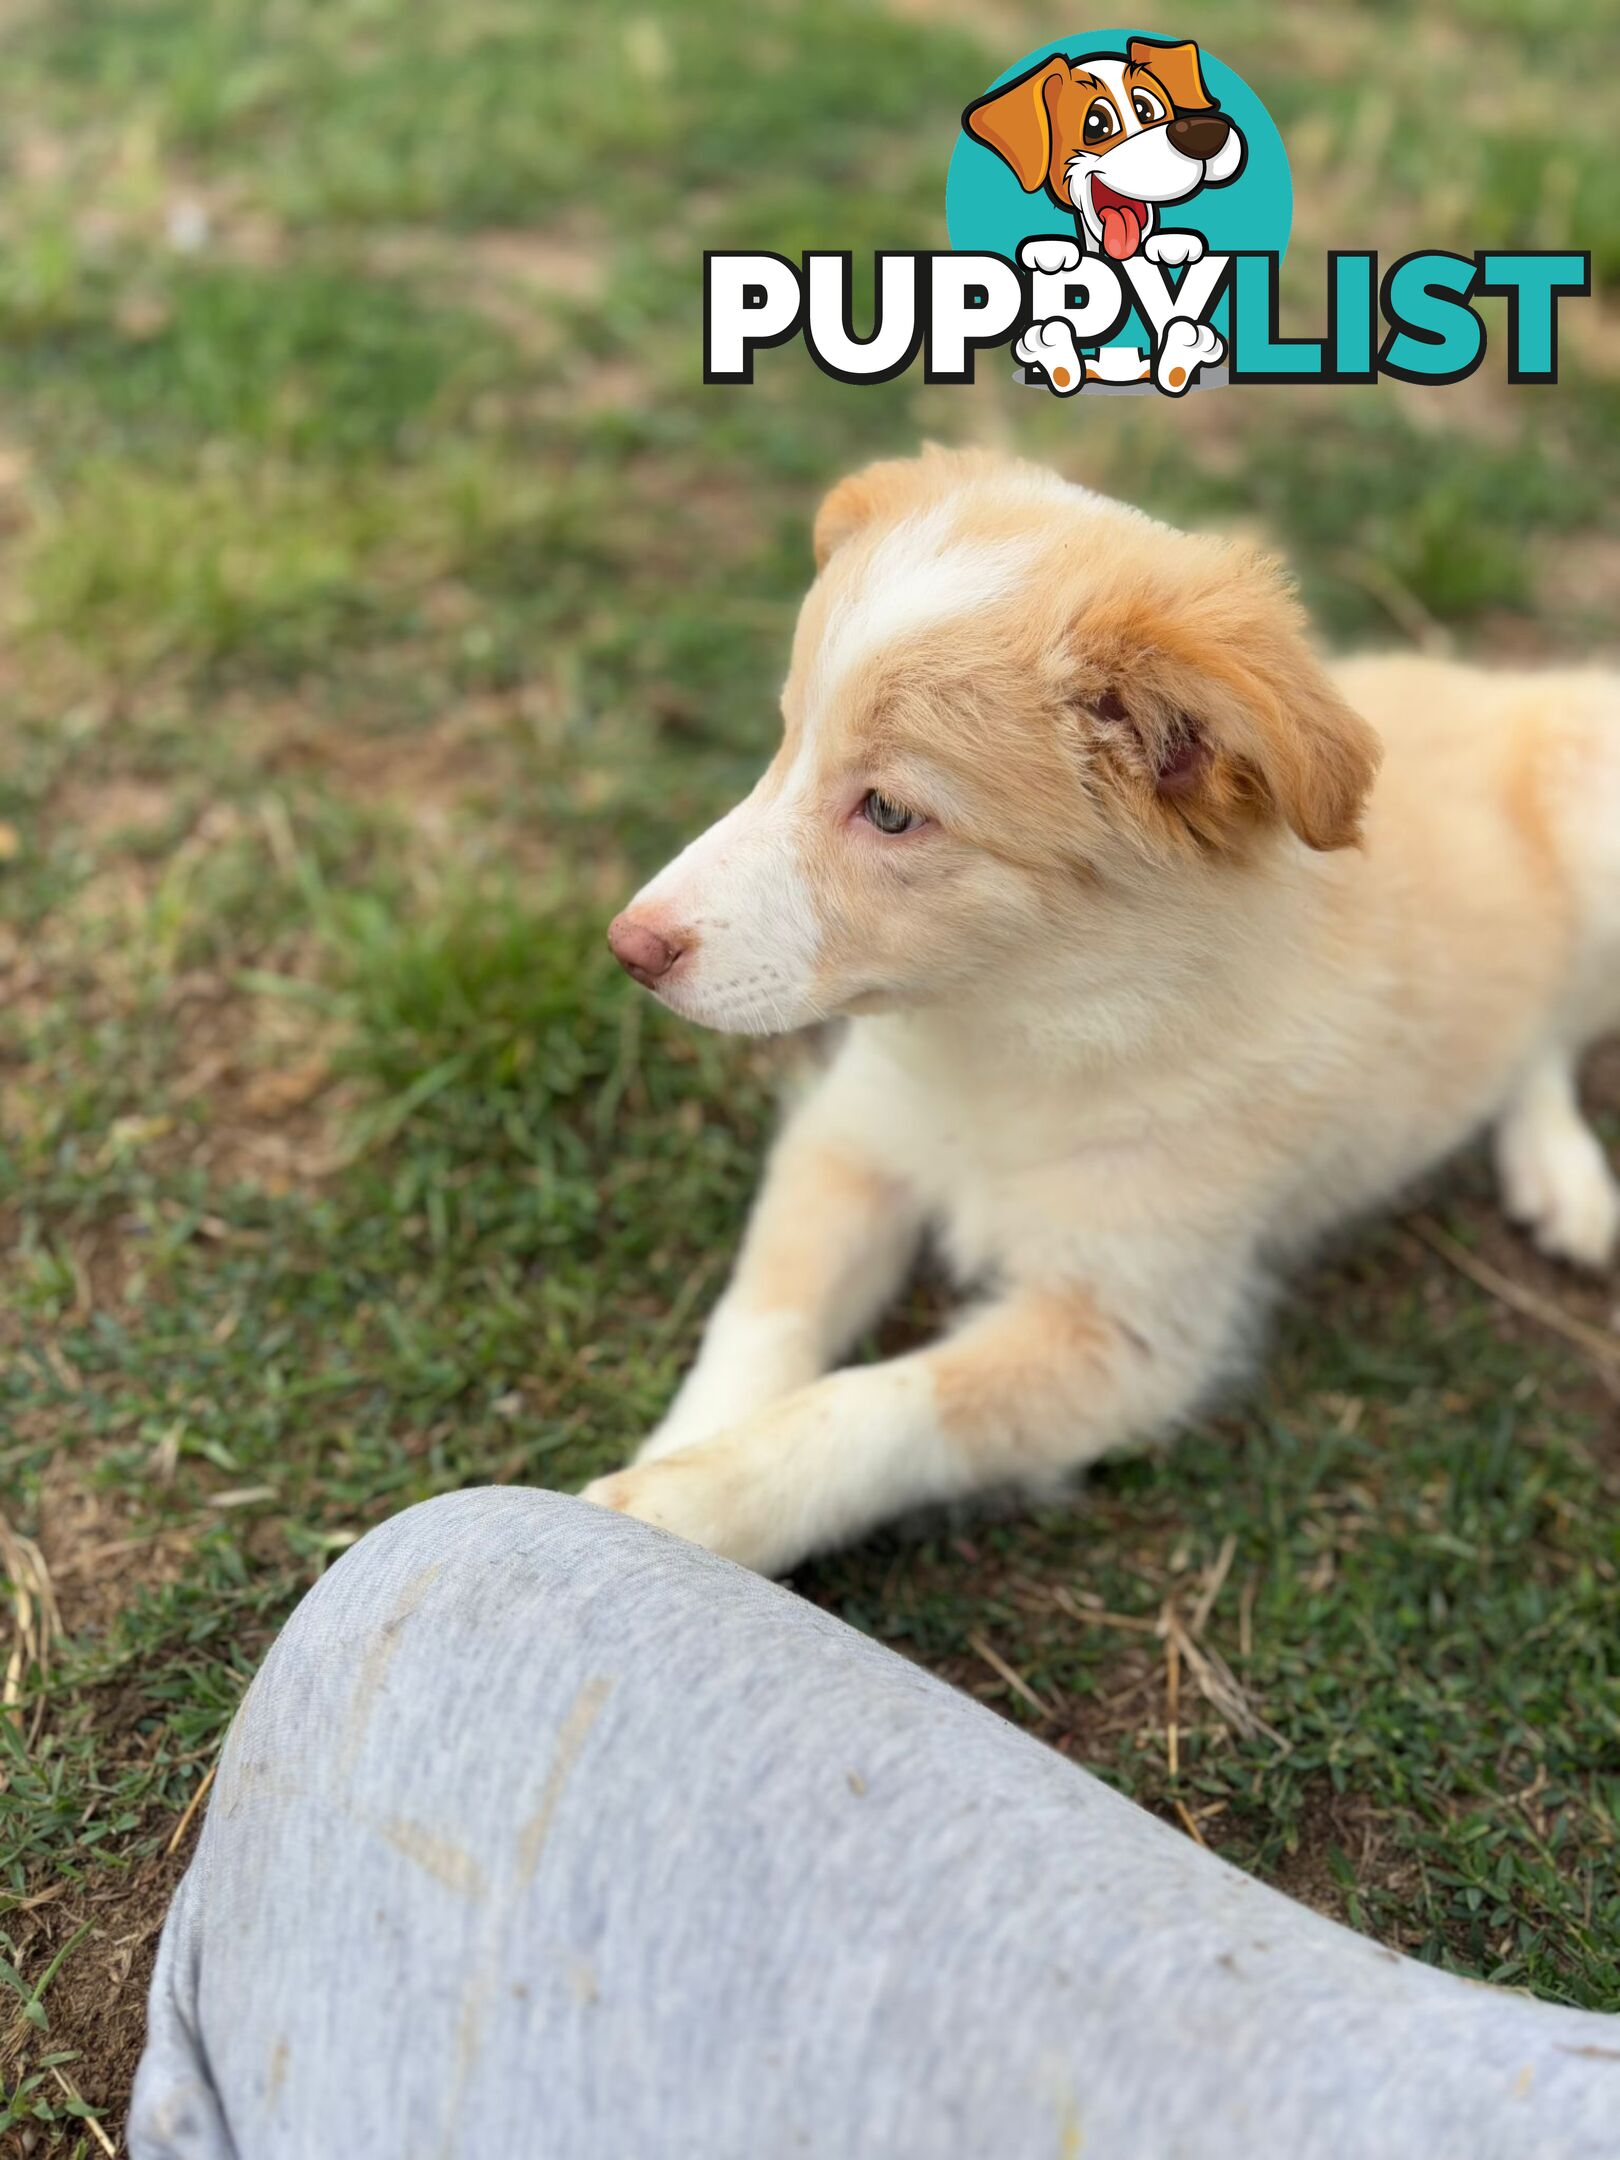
left=1131, top=88, right=1165, bottom=125
left=861, top=790, right=921, bottom=835
left=1082, top=98, right=1116, bottom=144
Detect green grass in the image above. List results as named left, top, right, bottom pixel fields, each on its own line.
left=0, top=0, right=1617, bottom=2143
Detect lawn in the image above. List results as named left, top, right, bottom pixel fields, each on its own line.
left=1, top=0, right=1617, bottom=2147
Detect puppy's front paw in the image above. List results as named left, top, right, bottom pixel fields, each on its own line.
left=1019, top=235, right=1083, bottom=276
left=1015, top=318, right=1085, bottom=395
left=1154, top=317, right=1224, bottom=395
left=1497, top=1117, right=1620, bottom=1272
left=581, top=1462, right=682, bottom=1527
left=580, top=1452, right=763, bottom=1567
left=1144, top=230, right=1205, bottom=268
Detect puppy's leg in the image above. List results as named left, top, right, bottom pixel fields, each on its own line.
left=1494, top=1049, right=1619, bottom=1270
left=585, top=1268, right=1246, bottom=1576
left=637, top=1098, right=923, bottom=1464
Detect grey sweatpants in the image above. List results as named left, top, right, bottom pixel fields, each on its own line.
left=130, top=1488, right=1619, bottom=2158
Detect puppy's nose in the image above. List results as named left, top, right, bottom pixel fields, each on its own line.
left=1167, top=112, right=1231, bottom=161
left=608, top=911, right=682, bottom=987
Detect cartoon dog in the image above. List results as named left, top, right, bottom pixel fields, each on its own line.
left=583, top=450, right=1620, bottom=1578
left=963, top=38, right=1245, bottom=393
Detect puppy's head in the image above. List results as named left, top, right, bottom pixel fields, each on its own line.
left=963, top=39, right=1246, bottom=259
left=609, top=450, right=1380, bottom=1036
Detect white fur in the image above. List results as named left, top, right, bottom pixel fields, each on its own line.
left=630, top=791, right=824, bottom=1034
left=1496, top=1053, right=1620, bottom=1269
left=632, top=513, right=1040, bottom=1033
left=808, top=509, right=1035, bottom=721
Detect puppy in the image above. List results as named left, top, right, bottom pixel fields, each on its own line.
left=584, top=449, right=1620, bottom=1577
left=963, top=38, right=1245, bottom=264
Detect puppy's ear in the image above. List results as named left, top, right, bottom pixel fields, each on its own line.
left=1127, top=37, right=1215, bottom=113
left=962, top=58, right=1068, bottom=191
left=1080, top=543, right=1382, bottom=853
left=1215, top=655, right=1382, bottom=852
left=813, top=448, right=982, bottom=569
left=814, top=462, right=909, bottom=569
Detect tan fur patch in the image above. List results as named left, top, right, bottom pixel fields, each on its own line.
left=813, top=453, right=970, bottom=570
left=933, top=1288, right=1114, bottom=1467
left=1501, top=707, right=1571, bottom=909
left=743, top=1146, right=905, bottom=1314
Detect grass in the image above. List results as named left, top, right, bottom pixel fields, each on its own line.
left=0, top=0, right=1616, bottom=2144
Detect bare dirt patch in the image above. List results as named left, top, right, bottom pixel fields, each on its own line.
left=55, top=777, right=177, bottom=846
left=364, top=221, right=610, bottom=356
left=1266, top=1784, right=1423, bottom=1931
left=1, top=1475, right=214, bottom=2146
left=4, top=1851, right=181, bottom=2149
left=158, top=962, right=356, bottom=1194
left=265, top=696, right=540, bottom=839
left=30, top=1464, right=195, bottom=1643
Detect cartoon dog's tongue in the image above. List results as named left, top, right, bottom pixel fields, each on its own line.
left=1092, top=180, right=1146, bottom=261
left=1099, top=204, right=1138, bottom=259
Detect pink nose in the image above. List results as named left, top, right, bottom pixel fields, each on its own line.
left=608, top=911, right=682, bottom=987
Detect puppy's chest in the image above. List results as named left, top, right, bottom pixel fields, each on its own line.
left=862, top=1068, right=1159, bottom=1275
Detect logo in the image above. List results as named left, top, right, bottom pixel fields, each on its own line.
left=952, top=34, right=1281, bottom=394
left=704, top=30, right=1589, bottom=398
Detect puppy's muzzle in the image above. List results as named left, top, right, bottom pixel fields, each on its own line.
left=1166, top=112, right=1231, bottom=161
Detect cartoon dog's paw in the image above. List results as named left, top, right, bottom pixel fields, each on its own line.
left=1144, top=230, right=1205, bottom=268
left=1155, top=317, right=1224, bottom=395
left=1019, top=235, right=1084, bottom=276
left=1016, top=317, right=1085, bottom=395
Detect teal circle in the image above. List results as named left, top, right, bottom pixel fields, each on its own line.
left=947, top=31, right=1291, bottom=288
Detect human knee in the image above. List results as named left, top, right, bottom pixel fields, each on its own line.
left=234, top=1486, right=618, bottom=1730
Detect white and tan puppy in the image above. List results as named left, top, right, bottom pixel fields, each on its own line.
left=584, top=448, right=1620, bottom=1576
